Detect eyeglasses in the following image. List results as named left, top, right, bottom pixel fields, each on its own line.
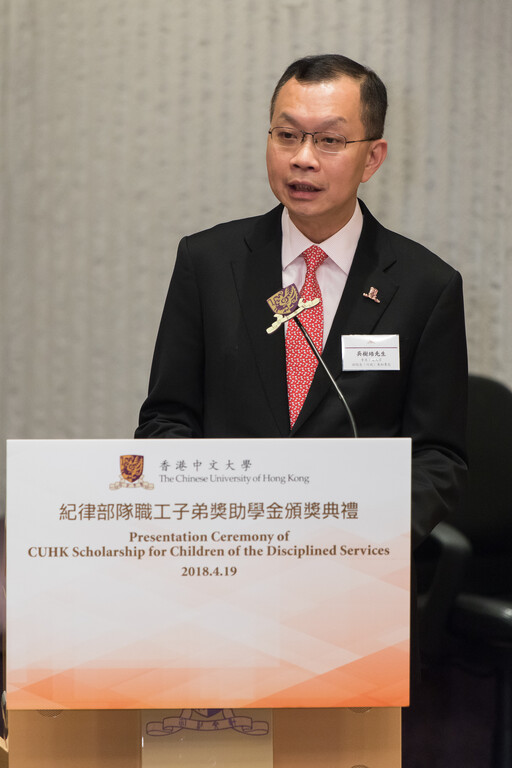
left=268, top=126, right=378, bottom=155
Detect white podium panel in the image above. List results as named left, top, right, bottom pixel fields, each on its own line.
left=6, top=438, right=411, bottom=710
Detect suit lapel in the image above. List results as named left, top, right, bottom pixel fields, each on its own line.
left=230, top=203, right=401, bottom=437
left=291, top=204, right=399, bottom=434
left=231, top=206, right=290, bottom=436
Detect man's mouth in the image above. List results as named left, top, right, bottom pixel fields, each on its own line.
left=289, top=183, right=320, bottom=192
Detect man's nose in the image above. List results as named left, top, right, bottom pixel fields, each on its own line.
left=290, top=134, right=320, bottom=168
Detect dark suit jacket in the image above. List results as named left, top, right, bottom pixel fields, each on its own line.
left=136, top=201, right=468, bottom=553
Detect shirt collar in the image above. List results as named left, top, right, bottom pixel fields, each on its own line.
left=281, top=201, right=363, bottom=275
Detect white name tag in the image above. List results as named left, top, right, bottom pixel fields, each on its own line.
left=342, top=334, right=400, bottom=371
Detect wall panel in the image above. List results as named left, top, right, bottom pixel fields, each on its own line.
left=1, top=0, right=511, bottom=502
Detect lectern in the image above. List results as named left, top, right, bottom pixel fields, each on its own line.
left=6, top=438, right=410, bottom=765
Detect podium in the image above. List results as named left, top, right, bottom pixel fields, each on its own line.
left=5, top=438, right=410, bottom=765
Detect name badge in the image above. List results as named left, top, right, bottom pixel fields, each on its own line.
left=342, top=334, right=400, bottom=371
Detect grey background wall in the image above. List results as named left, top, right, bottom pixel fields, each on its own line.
left=1, top=0, right=511, bottom=504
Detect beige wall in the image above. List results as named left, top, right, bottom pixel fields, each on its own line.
left=1, top=0, right=511, bottom=503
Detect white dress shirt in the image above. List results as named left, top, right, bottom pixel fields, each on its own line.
left=281, top=202, right=363, bottom=348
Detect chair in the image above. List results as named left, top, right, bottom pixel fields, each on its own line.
left=416, top=374, right=512, bottom=768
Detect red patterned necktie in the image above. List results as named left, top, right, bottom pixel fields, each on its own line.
left=286, top=245, right=328, bottom=427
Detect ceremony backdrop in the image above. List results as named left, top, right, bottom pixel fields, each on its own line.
left=1, top=0, right=511, bottom=505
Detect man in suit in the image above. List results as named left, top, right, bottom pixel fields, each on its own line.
left=136, top=53, right=467, bottom=555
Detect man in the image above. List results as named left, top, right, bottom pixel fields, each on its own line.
left=136, top=54, right=467, bottom=555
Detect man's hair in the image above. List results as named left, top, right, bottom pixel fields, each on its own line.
left=270, top=54, right=387, bottom=139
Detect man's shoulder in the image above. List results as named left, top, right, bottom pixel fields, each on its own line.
left=362, top=201, right=460, bottom=283
left=383, top=227, right=456, bottom=276
left=182, top=205, right=282, bottom=252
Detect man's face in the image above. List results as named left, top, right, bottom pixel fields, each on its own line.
left=266, top=75, right=386, bottom=242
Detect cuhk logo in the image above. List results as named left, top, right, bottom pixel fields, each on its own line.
left=110, top=455, right=154, bottom=490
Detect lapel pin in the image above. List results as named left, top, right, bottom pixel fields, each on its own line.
left=363, top=286, right=381, bottom=304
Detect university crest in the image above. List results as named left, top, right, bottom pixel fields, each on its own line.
left=267, top=284, right=300, bottom=315
left=146, top=708, right=269, bottom=737
left=266, top=283, right=320, bottom=334
left=110, top=455, right=154, bottom=490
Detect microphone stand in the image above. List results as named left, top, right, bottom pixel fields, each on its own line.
left=292, top=315, right=358, bottom=439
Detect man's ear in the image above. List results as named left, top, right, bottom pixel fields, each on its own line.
left=361, top=139, right=388, bottom=183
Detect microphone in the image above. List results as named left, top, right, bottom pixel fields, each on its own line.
left=266, top=285, right=358, bottom=438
